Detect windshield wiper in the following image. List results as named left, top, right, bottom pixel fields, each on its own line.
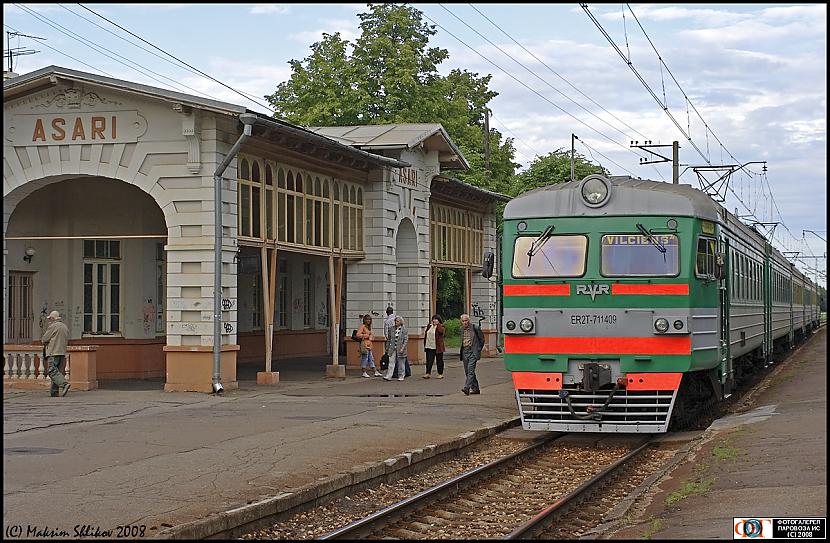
left=527, top=225, right=555, bottom=266
left=636, top=223, right=666, bottom=254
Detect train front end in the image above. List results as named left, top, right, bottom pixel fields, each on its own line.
left=502, top=175, right=721, bottom=433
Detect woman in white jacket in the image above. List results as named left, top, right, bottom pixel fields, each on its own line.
left=383, top=316, right=408, bottom=381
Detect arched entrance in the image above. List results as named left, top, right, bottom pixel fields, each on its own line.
left=395, top=217, right=418, bottom=328
left=5, top=175, right=169, bottom=384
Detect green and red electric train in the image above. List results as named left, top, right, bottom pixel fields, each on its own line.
left=495, top=174, right=823, bottom=433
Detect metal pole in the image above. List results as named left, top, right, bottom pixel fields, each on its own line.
left=672, top=141, right=679, bottom=184
left=211, top=113, right=256, bottom=393
left=571, top=134, right=576, bottom=182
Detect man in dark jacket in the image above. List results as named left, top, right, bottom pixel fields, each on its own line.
left=459, top=313, right=484, bottom=395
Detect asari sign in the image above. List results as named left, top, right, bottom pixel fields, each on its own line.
left=11, top=111, right=143, bottom=145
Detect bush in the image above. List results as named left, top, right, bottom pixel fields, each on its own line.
left=443, top=318, right=461, bottom=348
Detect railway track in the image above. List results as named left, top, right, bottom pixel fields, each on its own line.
left=316, top=435, right=659, bottom=540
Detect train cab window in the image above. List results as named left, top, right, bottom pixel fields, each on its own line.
left=512, top=235, right=588, bottom=278
left=600, top=234, right=679, bottom=277
left=695, top=237, right=716, bottom=278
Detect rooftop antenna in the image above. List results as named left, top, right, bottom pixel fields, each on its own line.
left=6, top=31, right=45, bottom=73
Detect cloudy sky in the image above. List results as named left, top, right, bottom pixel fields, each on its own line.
left=3, top=3, right=826, bottom=278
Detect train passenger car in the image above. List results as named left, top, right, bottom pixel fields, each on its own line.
left=497, top=174, right=822, bottom=433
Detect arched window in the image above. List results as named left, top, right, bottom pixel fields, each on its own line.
left=240, top=158, right=250, bottom=180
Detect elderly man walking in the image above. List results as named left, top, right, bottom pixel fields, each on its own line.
left=42, top=310, right=70, bottom=397
left=459, top=313, right=485, bottom=395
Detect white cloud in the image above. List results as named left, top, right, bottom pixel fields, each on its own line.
left=288, top=18, right=359, bottom=45
left=249, top=5, right=291, bottom=15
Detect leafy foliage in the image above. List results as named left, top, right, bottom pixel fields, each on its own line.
left=511, top=149, right=609, bottom=197
left=265, top=4, right=519, bottom=195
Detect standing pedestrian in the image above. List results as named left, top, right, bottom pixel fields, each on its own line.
left=383, top=316, right=408, bottom=381
left=422, top=314, right=445, bottom=379
left=459, top=313, right=484, bottom=395
left=357, top=315, right=382, bottom=378
left=383, top=306, right=396, bottom=347
left=41, top=310, right=70, bottom=397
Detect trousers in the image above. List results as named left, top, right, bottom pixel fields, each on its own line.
left=461, top=350, right=480, bottom=392
left=47, top=355, right=67, bottom=395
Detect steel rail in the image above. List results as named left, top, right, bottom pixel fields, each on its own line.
left=504, top=438, right=654, bottom=540
left=317, top=433, right=563, bottom=540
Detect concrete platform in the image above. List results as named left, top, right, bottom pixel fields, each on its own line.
left=2, top=351, right=518, bottom=538
left=612, top=327, right=827, bottom=540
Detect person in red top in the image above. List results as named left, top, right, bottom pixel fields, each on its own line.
left=422, top=314, right=445, bottom=379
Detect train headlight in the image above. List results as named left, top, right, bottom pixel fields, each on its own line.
left=519, top=318, right=534, bottom=333
left=580, top=175, right=610, bottom=207
left=673, top=319, right=684, bottom=330
left=654, top=318, right=669, bottom=333
left=506, top=320, right=516, bottom=331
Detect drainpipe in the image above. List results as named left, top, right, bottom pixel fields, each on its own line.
left=212, top=113, right=257, bottom=393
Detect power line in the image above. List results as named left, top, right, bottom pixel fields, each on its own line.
left=4, top=22, right=111, bottom=75
left=582, top=3, right=813, bottom=271
left=622, top=4, right=805, bottom=255
left=488, top=111, right=544, bottom=163
left=468, top=4, right=650, bottom=142
left=14, top=3, right=209, bottom=99
left=56, top=3, right=225, bottom=102
left=579, top=4, right=711, bottom=166
left=75, top=3, right=276, bottom=114
left=421, top=8, right=653, bottom=178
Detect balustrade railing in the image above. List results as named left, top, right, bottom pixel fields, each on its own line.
left=3, top=346, right=70, bottom=385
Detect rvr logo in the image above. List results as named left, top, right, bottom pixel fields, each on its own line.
left=576, top=284, right=610, bottom=301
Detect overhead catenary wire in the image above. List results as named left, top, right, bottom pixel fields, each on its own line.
left=75, top=3, right=277, bottom=114
left=421, top=8, right=652, bottom=179
left=3, top=22, right=113, bottom=76
left=14, top=3, right=216, bottom=100
left=582, top=3, right=816, bottom=271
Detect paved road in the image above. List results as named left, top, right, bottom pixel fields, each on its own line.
left=3, top=354, right=518, bottom=538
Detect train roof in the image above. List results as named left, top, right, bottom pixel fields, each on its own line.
left=504, top=176, right=721, bottom=222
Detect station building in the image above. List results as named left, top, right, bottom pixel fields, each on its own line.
left=3, top=66, right=507, bottom=392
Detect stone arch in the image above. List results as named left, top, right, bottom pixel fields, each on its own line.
left=395, top=217, right=418, bottom=265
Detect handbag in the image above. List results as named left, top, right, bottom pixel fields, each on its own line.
left=380, top=353, right=389, bottom=371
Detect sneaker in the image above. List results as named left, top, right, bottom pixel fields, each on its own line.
left=374, top=371, right=383, bottom=377
left=462, top=388, right=470, bottom=395
left=398, top=377, right=405, bottom=381
left=59, top=383, right=71, bottom=397
left=422, top=374, right=431, bottom=379
left=383, top=377, right=391, bottom=381
left=437, top=374, right=444, bottom=379
left=471, top=389, right=481, bottom=395
left=362, top=372, right=371, bottom=378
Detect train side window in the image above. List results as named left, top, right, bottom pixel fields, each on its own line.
left=695, top=237, right=716, bottom=278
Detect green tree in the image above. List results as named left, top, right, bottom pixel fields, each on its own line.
left=511, top=149, right=608, bottom=196
left=265, top=3, right=517, bottom=195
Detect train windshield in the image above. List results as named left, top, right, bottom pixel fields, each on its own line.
left=601, top=234, right=680, bottom=276
left=512, top=235, right=588, bottom=277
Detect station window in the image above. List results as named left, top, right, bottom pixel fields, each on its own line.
left=430, top=203, right=484, bottom=267
left=239, top=155, right=363, bottom=252
left=277, top=259, right=289, bottom=329
left=83, top=239, right=122, bottom=335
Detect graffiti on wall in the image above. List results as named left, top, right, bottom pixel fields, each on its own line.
left=143, top=298, right=155, bottom=335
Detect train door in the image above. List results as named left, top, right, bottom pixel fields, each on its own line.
left=719, top=236, right=732, bottom=397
